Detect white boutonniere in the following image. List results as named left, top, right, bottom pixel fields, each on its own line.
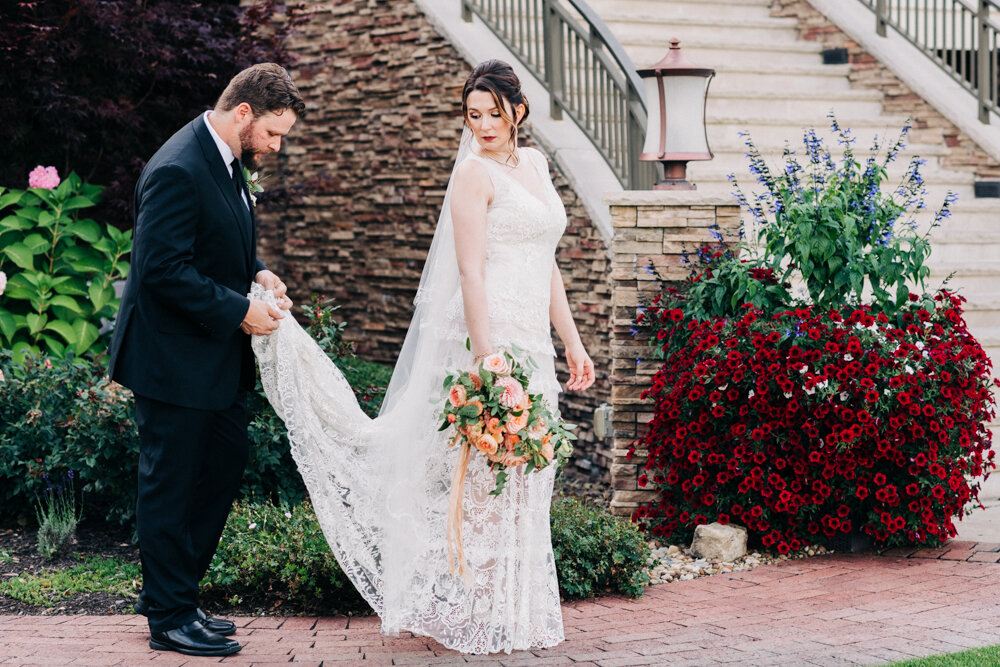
left=242, top=166, right=265, bottom=207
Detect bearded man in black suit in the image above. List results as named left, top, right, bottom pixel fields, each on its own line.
left=108, top=63, right=304, bottom=657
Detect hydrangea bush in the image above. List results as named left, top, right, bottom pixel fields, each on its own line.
left=632, top=118, right=997, bottom=549
left=0, top=167, right=131, bottom=360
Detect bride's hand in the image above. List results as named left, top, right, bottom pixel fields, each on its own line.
left=565, top=344, right=595, bottom=391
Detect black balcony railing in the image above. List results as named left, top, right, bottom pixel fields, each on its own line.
left=858, top=0, right=1000, bottom=123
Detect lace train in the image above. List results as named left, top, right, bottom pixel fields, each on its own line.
left=251, top=284, right=565, bottom=654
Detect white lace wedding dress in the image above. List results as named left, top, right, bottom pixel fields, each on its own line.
left=251, top=145, right=567, bottom=654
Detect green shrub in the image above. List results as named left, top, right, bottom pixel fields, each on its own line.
left=0, top=172, right=132, bottom=360
left=550, top=497, right=650, bottom=599
left=0, top=351, right=137, bottom=527
left=0, top=299, right=394, bottom=529
left=203, top=497, right=649, bottom=612
left=202, top=500, right=367, bottom=613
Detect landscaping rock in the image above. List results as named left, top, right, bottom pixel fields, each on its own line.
left=690, top=522, right=748, bottom=562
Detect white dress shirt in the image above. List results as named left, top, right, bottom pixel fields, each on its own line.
left=203, top=110, right=249, bottom=209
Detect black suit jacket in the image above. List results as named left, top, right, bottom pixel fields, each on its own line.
left=108, top=114, right=266, bottom=410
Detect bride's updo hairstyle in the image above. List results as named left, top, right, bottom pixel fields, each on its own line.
left=461, top=59, right=530, bottom=145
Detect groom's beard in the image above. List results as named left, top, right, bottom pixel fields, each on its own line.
left=239, top=124, right=260, bottom=170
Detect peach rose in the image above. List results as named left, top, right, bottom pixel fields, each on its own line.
left=483, top=353, right=511, bottom=376
left=486, top=416, right=503, bottom=437
left=500, top=451, right=529, bottom=467
left=503, top=432, right=521, bottom=452
left=469, top=373, right=483, bottom=390
left=448, top=384, right=467, bottom=408
left=528, top=418, right=547, bottom=440
left=475, top=433, right=499, bottom=456
left=495, top=376, right=527, bottom=409
left=541, top=438, right=555, bottom=462
left=506, top=411, right=529, bottom=434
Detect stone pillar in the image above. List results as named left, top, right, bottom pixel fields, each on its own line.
left=607, top=192, right=741, bottom=517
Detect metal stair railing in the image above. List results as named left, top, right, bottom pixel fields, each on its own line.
left=857, top=0, right=1000, bottom=123
left=461, top=0, right=657, bottom=189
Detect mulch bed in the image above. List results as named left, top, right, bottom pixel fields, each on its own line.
left=0, top=524, right=139, bottom=616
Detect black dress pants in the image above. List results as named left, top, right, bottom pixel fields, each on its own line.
left=133, top=391, right=249, bottom=633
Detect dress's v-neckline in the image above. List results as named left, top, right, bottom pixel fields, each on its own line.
left=475, top=151, right=550, bottom=209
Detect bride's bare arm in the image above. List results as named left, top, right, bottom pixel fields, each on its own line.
left=549, top=263, right=595, bottom=391
left=450, top=159, right=494, bottom=359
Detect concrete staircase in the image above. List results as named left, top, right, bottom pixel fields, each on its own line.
left=589, top=0, right=1000, bottom=370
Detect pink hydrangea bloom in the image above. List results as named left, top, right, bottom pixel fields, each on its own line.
left=0, top=271, right=6, bottom=296
left=28, top=165, right=60, bottom=190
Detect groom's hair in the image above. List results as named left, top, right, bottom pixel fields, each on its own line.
left=216, top=63, right=306, bottom=119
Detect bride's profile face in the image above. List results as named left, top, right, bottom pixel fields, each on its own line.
left=465, top=89, right=522, bottom=153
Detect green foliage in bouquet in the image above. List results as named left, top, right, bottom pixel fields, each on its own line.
left=0, top=172, right=131, bottom=360
left=439, top=345, right=576, bottom=495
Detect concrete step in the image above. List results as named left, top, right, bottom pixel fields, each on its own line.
left=688, top=163, right=976, bottom=191
left=706, top=88, right=885, bottom=119
left=589, top=0, right=774, bottom=22
left=706, top=113, right=917, bottom=146
left=605, top=15, right=802, bottom=47
left=706, top=135, right=951, bottom=160
left=928, top=231, right=1000, bottom=263
left=624, top=39, right=824, bottom=68
left=706, top=63, right=853, bottom=93
left=957, top=300, right=1000, bottom=331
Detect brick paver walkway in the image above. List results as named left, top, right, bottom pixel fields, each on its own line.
left=4, top=545, right=1000, bottom=666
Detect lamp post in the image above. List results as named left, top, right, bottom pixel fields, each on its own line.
left=638, top=39, right=715, bottom=190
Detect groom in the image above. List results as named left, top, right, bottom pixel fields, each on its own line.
left=108, top=63, right=304, bottom=657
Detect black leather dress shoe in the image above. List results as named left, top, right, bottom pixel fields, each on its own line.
left=149, top=620, right=241, bottom=656
left=197, top=607, right=237, bottom=636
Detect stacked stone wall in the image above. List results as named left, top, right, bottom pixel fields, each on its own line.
left=608, top=196, right=740, bottom=517
left=253, top=1, right=611, bottom=476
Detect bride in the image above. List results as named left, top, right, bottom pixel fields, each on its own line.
left=251, top=59, right=595, bottom=655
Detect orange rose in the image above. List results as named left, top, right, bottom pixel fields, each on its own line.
left=475, top=433, right=499, bottom=456
left=469, top=373, right=483, bottom=390
left=503, top=432, right=521, bottom=451
left=506, top=411, right=529, bottom=434
left=447, top=414, right=457, bottom=423
left=500, top=451, right=529, bottom=467
left=541, top=439, right=555, bottom=462
left=448, top=384, right=467, bottom=408
left=483, top=353, right=511, bottom=375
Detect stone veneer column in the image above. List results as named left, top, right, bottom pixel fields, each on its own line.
left=607, top=192, right=741, bottom=517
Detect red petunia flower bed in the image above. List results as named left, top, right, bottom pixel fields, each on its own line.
left=631, top=292, right=997, bottom=550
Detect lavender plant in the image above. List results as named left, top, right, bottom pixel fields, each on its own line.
left=729, top=114, right=955, bottom=314
left=34, top=470, right=82, bottom=559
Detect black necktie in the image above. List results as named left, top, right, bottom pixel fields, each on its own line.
left=230, top=158, right=247, bottom=209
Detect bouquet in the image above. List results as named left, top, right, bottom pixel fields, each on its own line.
left=440, top=347, right=576, bottom=493
left=439, top=346, right=576, bottom=577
